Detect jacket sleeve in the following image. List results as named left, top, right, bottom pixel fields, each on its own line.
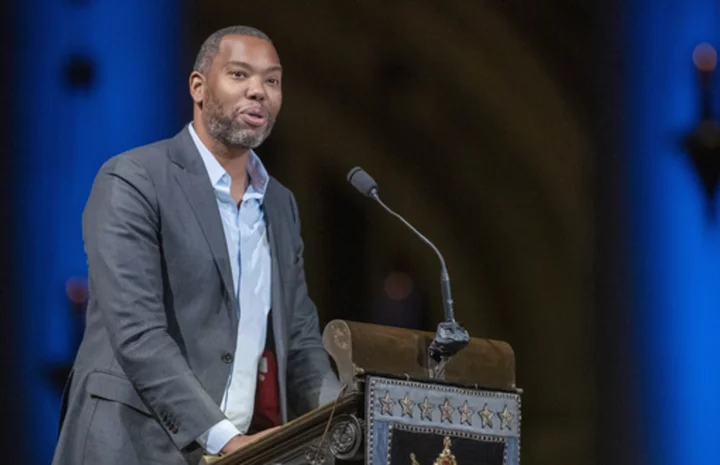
left=83, top=156, right=226, bottom=451
left=284, top=191, right=342, bottom=415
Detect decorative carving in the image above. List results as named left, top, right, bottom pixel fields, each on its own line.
left=381, top=391, right=396, bottom=415
left=400, top=393, right=415, bottom=418
left=328, top=415, right=364, bottom=460
left=459, top=401, right=474, bottom=426
left=322, top=321, right=355, bottom=392
left=305, top=442, right=330, bottom=465
left=498, top=405, right=514, bottom=430
left=409, top=436, right=457, bottom=465
left=479, top=403, right=494, bottom=428
left=440, top=399, right=455, bottom=423
left=420, top=397, right=435, bottom=421
left=332, top=324, right=349, bottom=350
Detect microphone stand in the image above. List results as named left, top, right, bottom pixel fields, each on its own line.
left=370, top=191, right=470, bottom=377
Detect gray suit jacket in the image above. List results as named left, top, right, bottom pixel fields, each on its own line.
left=51, top=126, right=340, bottom=465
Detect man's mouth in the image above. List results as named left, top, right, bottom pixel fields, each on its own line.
left=239, top=107, right=268, bottom=128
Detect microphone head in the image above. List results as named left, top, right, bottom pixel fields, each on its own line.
left=347, top=167, right=379, bottom=198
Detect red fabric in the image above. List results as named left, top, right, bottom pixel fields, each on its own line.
left=249, top=347, right=282, bottom=433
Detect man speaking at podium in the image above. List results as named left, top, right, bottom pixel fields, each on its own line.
left=52, top=26, right=341, bottom=465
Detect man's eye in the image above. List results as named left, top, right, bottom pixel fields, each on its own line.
left=230, top=71, right=247, bottom=78
left=267, top=78, right=280, bottom=85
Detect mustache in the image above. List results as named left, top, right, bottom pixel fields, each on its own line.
left=203, top=92, right=271, bottom=121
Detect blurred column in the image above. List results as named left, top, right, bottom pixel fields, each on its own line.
left=11, top=0, right=186, bottom=463
left=626, top=1, right=720, bottom=464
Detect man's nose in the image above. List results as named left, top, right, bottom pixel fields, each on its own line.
left=246, top=76, right=266, bottom=100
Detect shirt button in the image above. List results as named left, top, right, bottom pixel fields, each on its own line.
left=221, top=352, right=234, bottom=364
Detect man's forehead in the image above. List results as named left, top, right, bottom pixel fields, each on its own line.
left=217, top=35, right=280, bottom=64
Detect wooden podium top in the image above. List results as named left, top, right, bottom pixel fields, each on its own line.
left=323, top=320, right=516, bottom=392
left=202, top=392, right=362, bottom=465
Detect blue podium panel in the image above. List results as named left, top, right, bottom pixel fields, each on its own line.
left=365, top=376, right=521, bottom=465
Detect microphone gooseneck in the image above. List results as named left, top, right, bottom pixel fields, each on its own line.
left=346, top=167, right=469, bottom=363
left=372, top=195, right=456, bottom=323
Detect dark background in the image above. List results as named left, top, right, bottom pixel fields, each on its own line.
left=1, top=1, right=718, bottom=464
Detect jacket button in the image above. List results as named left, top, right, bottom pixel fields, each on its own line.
left=221, top=352, right=234, bottom=364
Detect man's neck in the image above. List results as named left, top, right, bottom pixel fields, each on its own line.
left=193, top=119, right=250, bottom=184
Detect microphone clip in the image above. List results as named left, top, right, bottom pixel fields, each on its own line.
left=428, top=320, right=470, bottom=363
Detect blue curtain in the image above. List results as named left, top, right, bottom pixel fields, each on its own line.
left=627, top=1, right=720, bottom=463
left=12, top=1, right=185, bottom=463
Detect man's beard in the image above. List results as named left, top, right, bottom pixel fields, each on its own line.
left=202, top=90, right=275, bottom=149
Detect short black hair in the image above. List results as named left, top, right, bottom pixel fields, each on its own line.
left=193, top=25, right=273, bottom=74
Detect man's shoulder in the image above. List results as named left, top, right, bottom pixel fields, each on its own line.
left=266, top=176, right=306, bottom=228
left=100, top=136, right=175, bottom=176
left=266, top=176, right=300, bottom=211
left=267, top=175, right=292, bottom=198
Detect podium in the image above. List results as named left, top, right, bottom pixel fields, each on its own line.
left=205, top=320, right=521, bottom=465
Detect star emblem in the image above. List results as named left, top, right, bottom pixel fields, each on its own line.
left=479, top=403, right=494, bottom=428
left=419, top=397, right=434, bottom=421
left=332, top=326, right=349, bottom=349
left=400, top=393, right=415, bottom=418
left=498, top=405, right=514, bottom=430
left=440, top=399, right=455, bottom=423
left=380, top=391, right=396, bottom=415
left=459, top=401, right=474, bottom=425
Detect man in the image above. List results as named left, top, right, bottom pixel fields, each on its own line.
left=52, top=25, right=341, bottom=465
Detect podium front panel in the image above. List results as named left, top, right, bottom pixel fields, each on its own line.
left=365, top=376, right=521, bottom=465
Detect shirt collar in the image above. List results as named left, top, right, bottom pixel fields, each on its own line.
left=188, top=122, right=269, bottom=200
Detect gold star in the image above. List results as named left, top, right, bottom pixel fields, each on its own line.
left=440, top=399, right=455, bottom=423
left=400, top=393, right=415, bottom=418
left=498, top=405, right=514, bottom=430
left=479, top=403, right=494, bottom=428
left=419, top=397, right=434, bottom=421
left=459, top=401, right=474, bottom=425
left=380, top=391, right=395, bottom=415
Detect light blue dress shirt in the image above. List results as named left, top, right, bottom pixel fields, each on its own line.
left=188, top=123, right=272, bottom=454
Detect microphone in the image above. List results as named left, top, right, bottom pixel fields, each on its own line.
left=347, top=167, right=470, bottom=362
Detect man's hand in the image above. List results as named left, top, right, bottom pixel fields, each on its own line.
left=220, top=427, right=281, bottom=456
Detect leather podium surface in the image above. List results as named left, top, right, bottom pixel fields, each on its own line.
left=323, top=320, right=517, bottom=392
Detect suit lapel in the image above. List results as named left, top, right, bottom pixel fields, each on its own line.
left=263, top=180, right=289, bottom=422
left=168, top=128, right=236, bottom=308
left=263, top=179, right=289, bottom=313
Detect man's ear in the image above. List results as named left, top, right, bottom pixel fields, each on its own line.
left=189, top=71, right=205, bottom=105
